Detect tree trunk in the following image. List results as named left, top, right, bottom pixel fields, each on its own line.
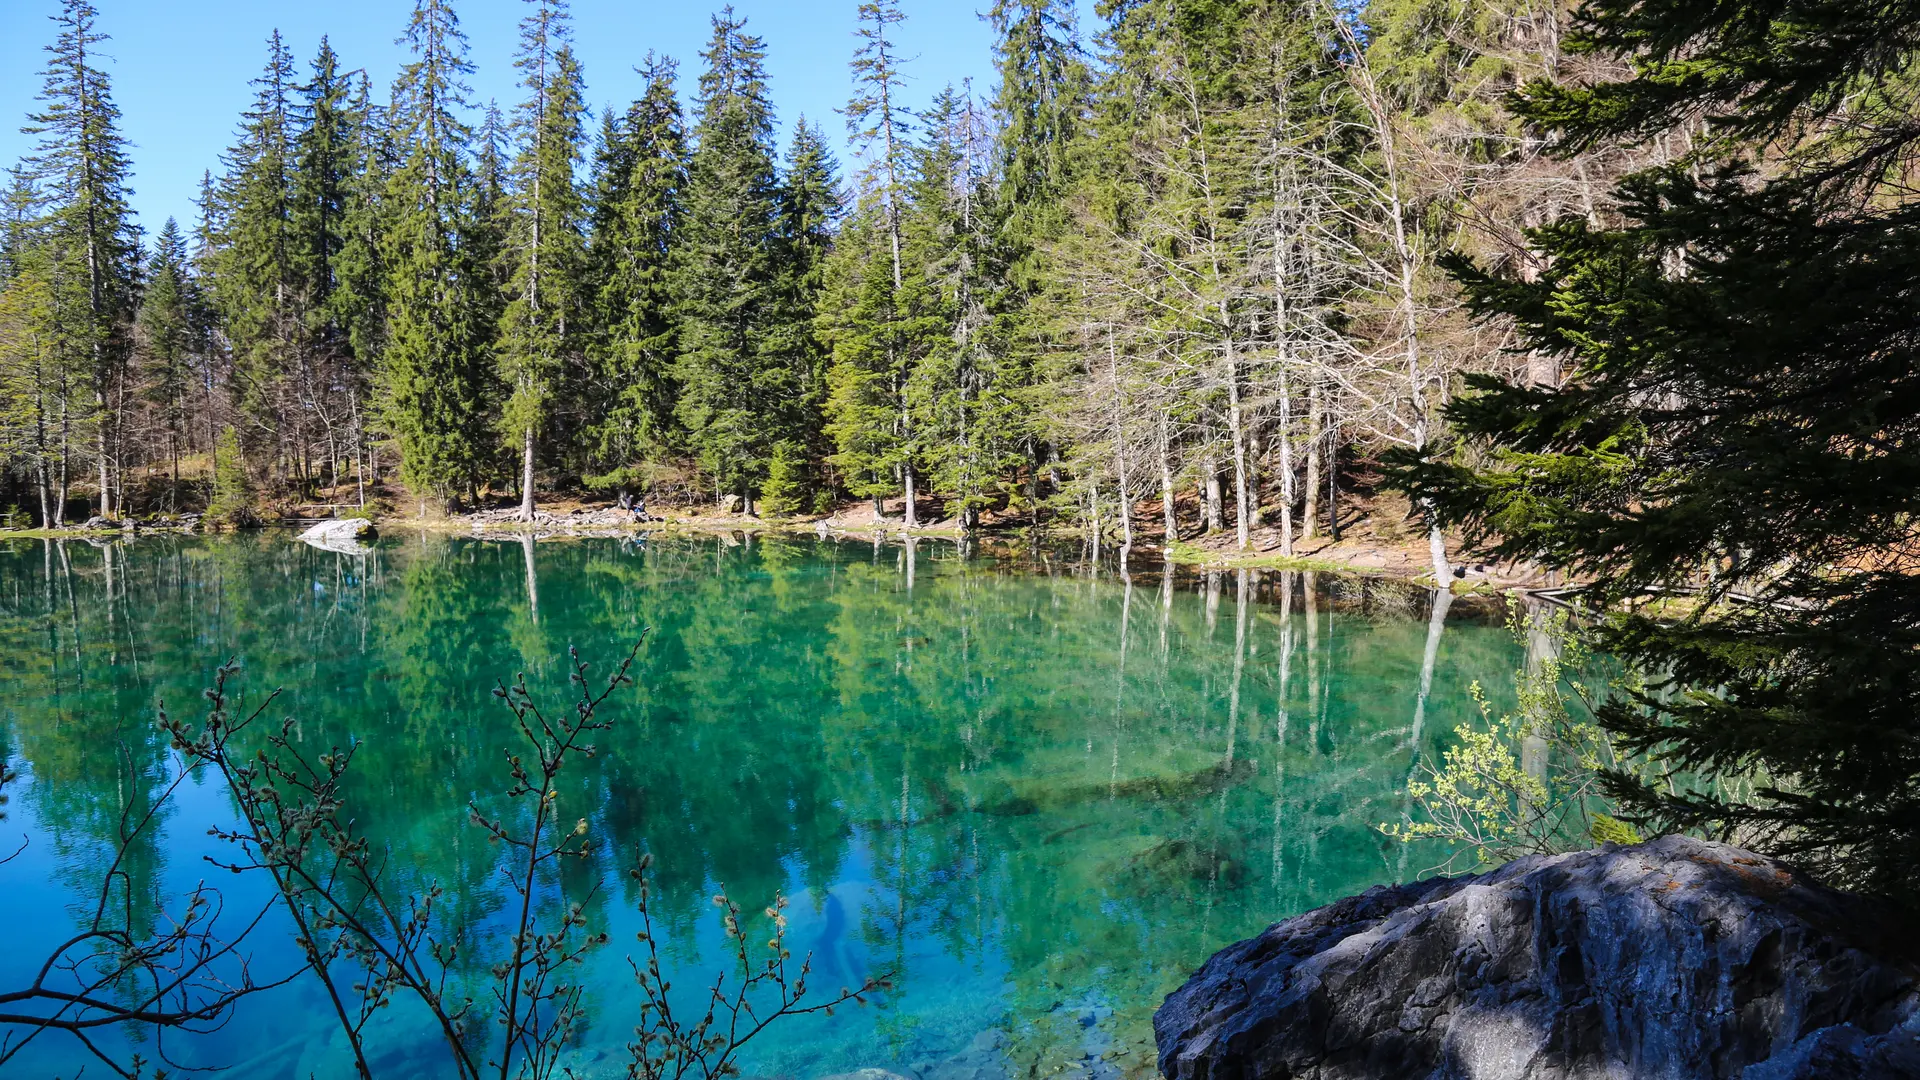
left=518, top=424, right=536, bottom=521
left=1303, top=382, right=1322, bottom=542
left=1159, top=414, right=1178, bottom=545
left=903, top=464, right=918, bottom=529
left=1225, top=336, right=1251, bottom=551
left=36, top=458, right=51, bottom=530
left=1427, top=516, right=1451, bottom=586
left=96, top=419, right=111, bottom=519
left=1202, top=448, right=1223, bottom=534
left=1248, top=426, right=1264, bottom=530
left=1326, top=432, right=1341, bottom=542
left=1109, top=331, right=1133, bottom=554
left=1278, top=371, right=1296, bottom=557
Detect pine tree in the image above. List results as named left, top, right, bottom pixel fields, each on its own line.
left=379, top=0, right=497, bottom=509
left=1392, top=0, right=1920, bottom=903
left=671, top=8, right=786, bottom=512
left=497, top=0, right=588, bottom=520
left=582, top=55, right=685, bottom=495
left=23, top=0, right=141, bottom=519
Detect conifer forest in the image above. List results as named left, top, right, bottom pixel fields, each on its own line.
left=8, top=0, right=1920, bottom=1073
left=1, top=0, right=1624, bottom=569
left=8, top=0, right=1920, bottom=910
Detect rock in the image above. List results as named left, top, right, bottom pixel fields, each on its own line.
left=817, top=1070, right=915, bottom=1080
left=1154, top=836, right=1920, bottom=1080
left=720, top=494, right=742, bottom=514
left=297, top=518, right=375, bottom=543
left=81, top=515, right=122, bottom=530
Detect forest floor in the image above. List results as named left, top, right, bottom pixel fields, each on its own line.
left=431, top=484, right=1552, bottom=590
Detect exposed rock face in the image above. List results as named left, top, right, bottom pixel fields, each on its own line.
left=1154, top=836, right=1919, bottom=1080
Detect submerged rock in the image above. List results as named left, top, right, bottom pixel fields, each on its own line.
left=1154, top=836, right=1919, bottom=1080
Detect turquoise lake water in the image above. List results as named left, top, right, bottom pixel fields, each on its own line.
left=0, top=532, right=1524, bottom=1078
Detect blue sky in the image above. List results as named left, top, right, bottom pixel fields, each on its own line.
left=0, top=0, right=1096, bottom=242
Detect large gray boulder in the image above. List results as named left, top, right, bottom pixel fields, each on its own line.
left=298, top=517, right=374, bottom=542
left=298, top=517, right=375, bottom=553
left=1154, top=836, right=1918, bottom=1080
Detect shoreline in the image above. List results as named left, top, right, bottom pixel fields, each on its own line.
left=0, top=510, right=1534, bottom=595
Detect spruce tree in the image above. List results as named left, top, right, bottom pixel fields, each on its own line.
left=23, top=0, right=141, bottom=519
left=328, top=72, right=389, bottom=503
left=582, top=55, right=685, bottom=494
left=820, top=203, right=904, bottom=517
left=0, top=168, right=44, bottom=287
left=834, top=0, right=920, bottom=523
left=1393, top=0, right=1920, bottom=903
left=379, top=0, right=497, bottom=509
left=985, top=0, right=1089, bottom=518
left=134, top=219, right=193, bottom=506
left=0, top=244, right=77, bottom=526
left=211, top=32, right=299, bottom=473
left=903, top=86, right=1006, bottom=531
left=769, top=117, right=841, bottom=508
left=498, top=0, right=588, bottom=520
left=291, top=39, right=355, bottom=369
left=671, top=8, right=786, bottom=511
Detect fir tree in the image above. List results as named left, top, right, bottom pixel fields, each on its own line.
left=671, top=7, right=786, bottom=511
left=582, top=55, right=685, bottom=494
left=497, top=0, right=588, bottom=520
left=23, top=0, right=141, bottom=519
left=1393, top=0, right=1920, bottom=903
left=379, top=0, right=497, bottom=509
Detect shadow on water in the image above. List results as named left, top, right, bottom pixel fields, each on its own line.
left=0, top=531, right=1522, bottom=1079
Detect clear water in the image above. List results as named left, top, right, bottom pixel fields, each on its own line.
left=0, top=532, right=1523, bottom=1079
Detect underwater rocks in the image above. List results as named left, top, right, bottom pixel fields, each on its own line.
left=1154, top=835, right=1920, bottom=1080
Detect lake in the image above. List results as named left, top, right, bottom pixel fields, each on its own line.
left=0, top=531, right=1524, bottom=1079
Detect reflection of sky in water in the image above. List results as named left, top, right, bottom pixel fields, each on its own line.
left=0, top=533, right=1524, bottom=1078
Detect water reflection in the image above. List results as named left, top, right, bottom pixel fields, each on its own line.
left=0, top=533, right=1522, bottom=1079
